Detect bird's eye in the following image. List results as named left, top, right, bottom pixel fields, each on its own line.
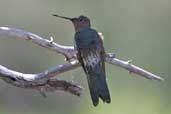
left=79, top=18, right=83, bottom=22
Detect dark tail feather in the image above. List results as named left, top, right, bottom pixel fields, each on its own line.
left=87, top=73, right=111, bottom=106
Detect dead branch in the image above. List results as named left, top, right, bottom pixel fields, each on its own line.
left=0, top=64, right=82, bottom=96
left=0, top=27, right=164, bottom=96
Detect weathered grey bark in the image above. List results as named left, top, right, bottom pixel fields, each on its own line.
left=0, top=27, right=164, bottom=97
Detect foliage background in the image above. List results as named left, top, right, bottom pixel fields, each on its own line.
left=0, top=0, right=170, bottom=114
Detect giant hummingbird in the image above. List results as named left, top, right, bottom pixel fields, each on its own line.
left=53, top=14, right=111, bottom=106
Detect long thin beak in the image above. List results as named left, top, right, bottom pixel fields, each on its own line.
left=52, top=14, right=73, bottom=21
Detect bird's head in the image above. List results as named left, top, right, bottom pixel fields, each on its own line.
left=52, top=14, right=91, bottom=32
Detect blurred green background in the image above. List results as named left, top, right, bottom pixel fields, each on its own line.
left=0, top=0, right=170, bottom=114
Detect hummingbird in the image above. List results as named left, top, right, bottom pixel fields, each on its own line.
left=53, top=14, right=111, bottom=106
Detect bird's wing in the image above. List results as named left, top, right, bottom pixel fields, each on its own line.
left=75, top=29, right=106, bottom=74
left=75, top=30, right=110, bottom=106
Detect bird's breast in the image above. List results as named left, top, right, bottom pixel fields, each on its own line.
left=74, top=28, right=98, bottom=49
left=82, top=52, right=100, bottom=69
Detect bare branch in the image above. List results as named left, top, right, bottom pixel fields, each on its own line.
left=106, top=54, right=164, bottom=81
left=0, top=27, right=76, bottom=60
left=0, top=64, right=82, bottom=96
left=0, top=27, right=164, bottom=97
